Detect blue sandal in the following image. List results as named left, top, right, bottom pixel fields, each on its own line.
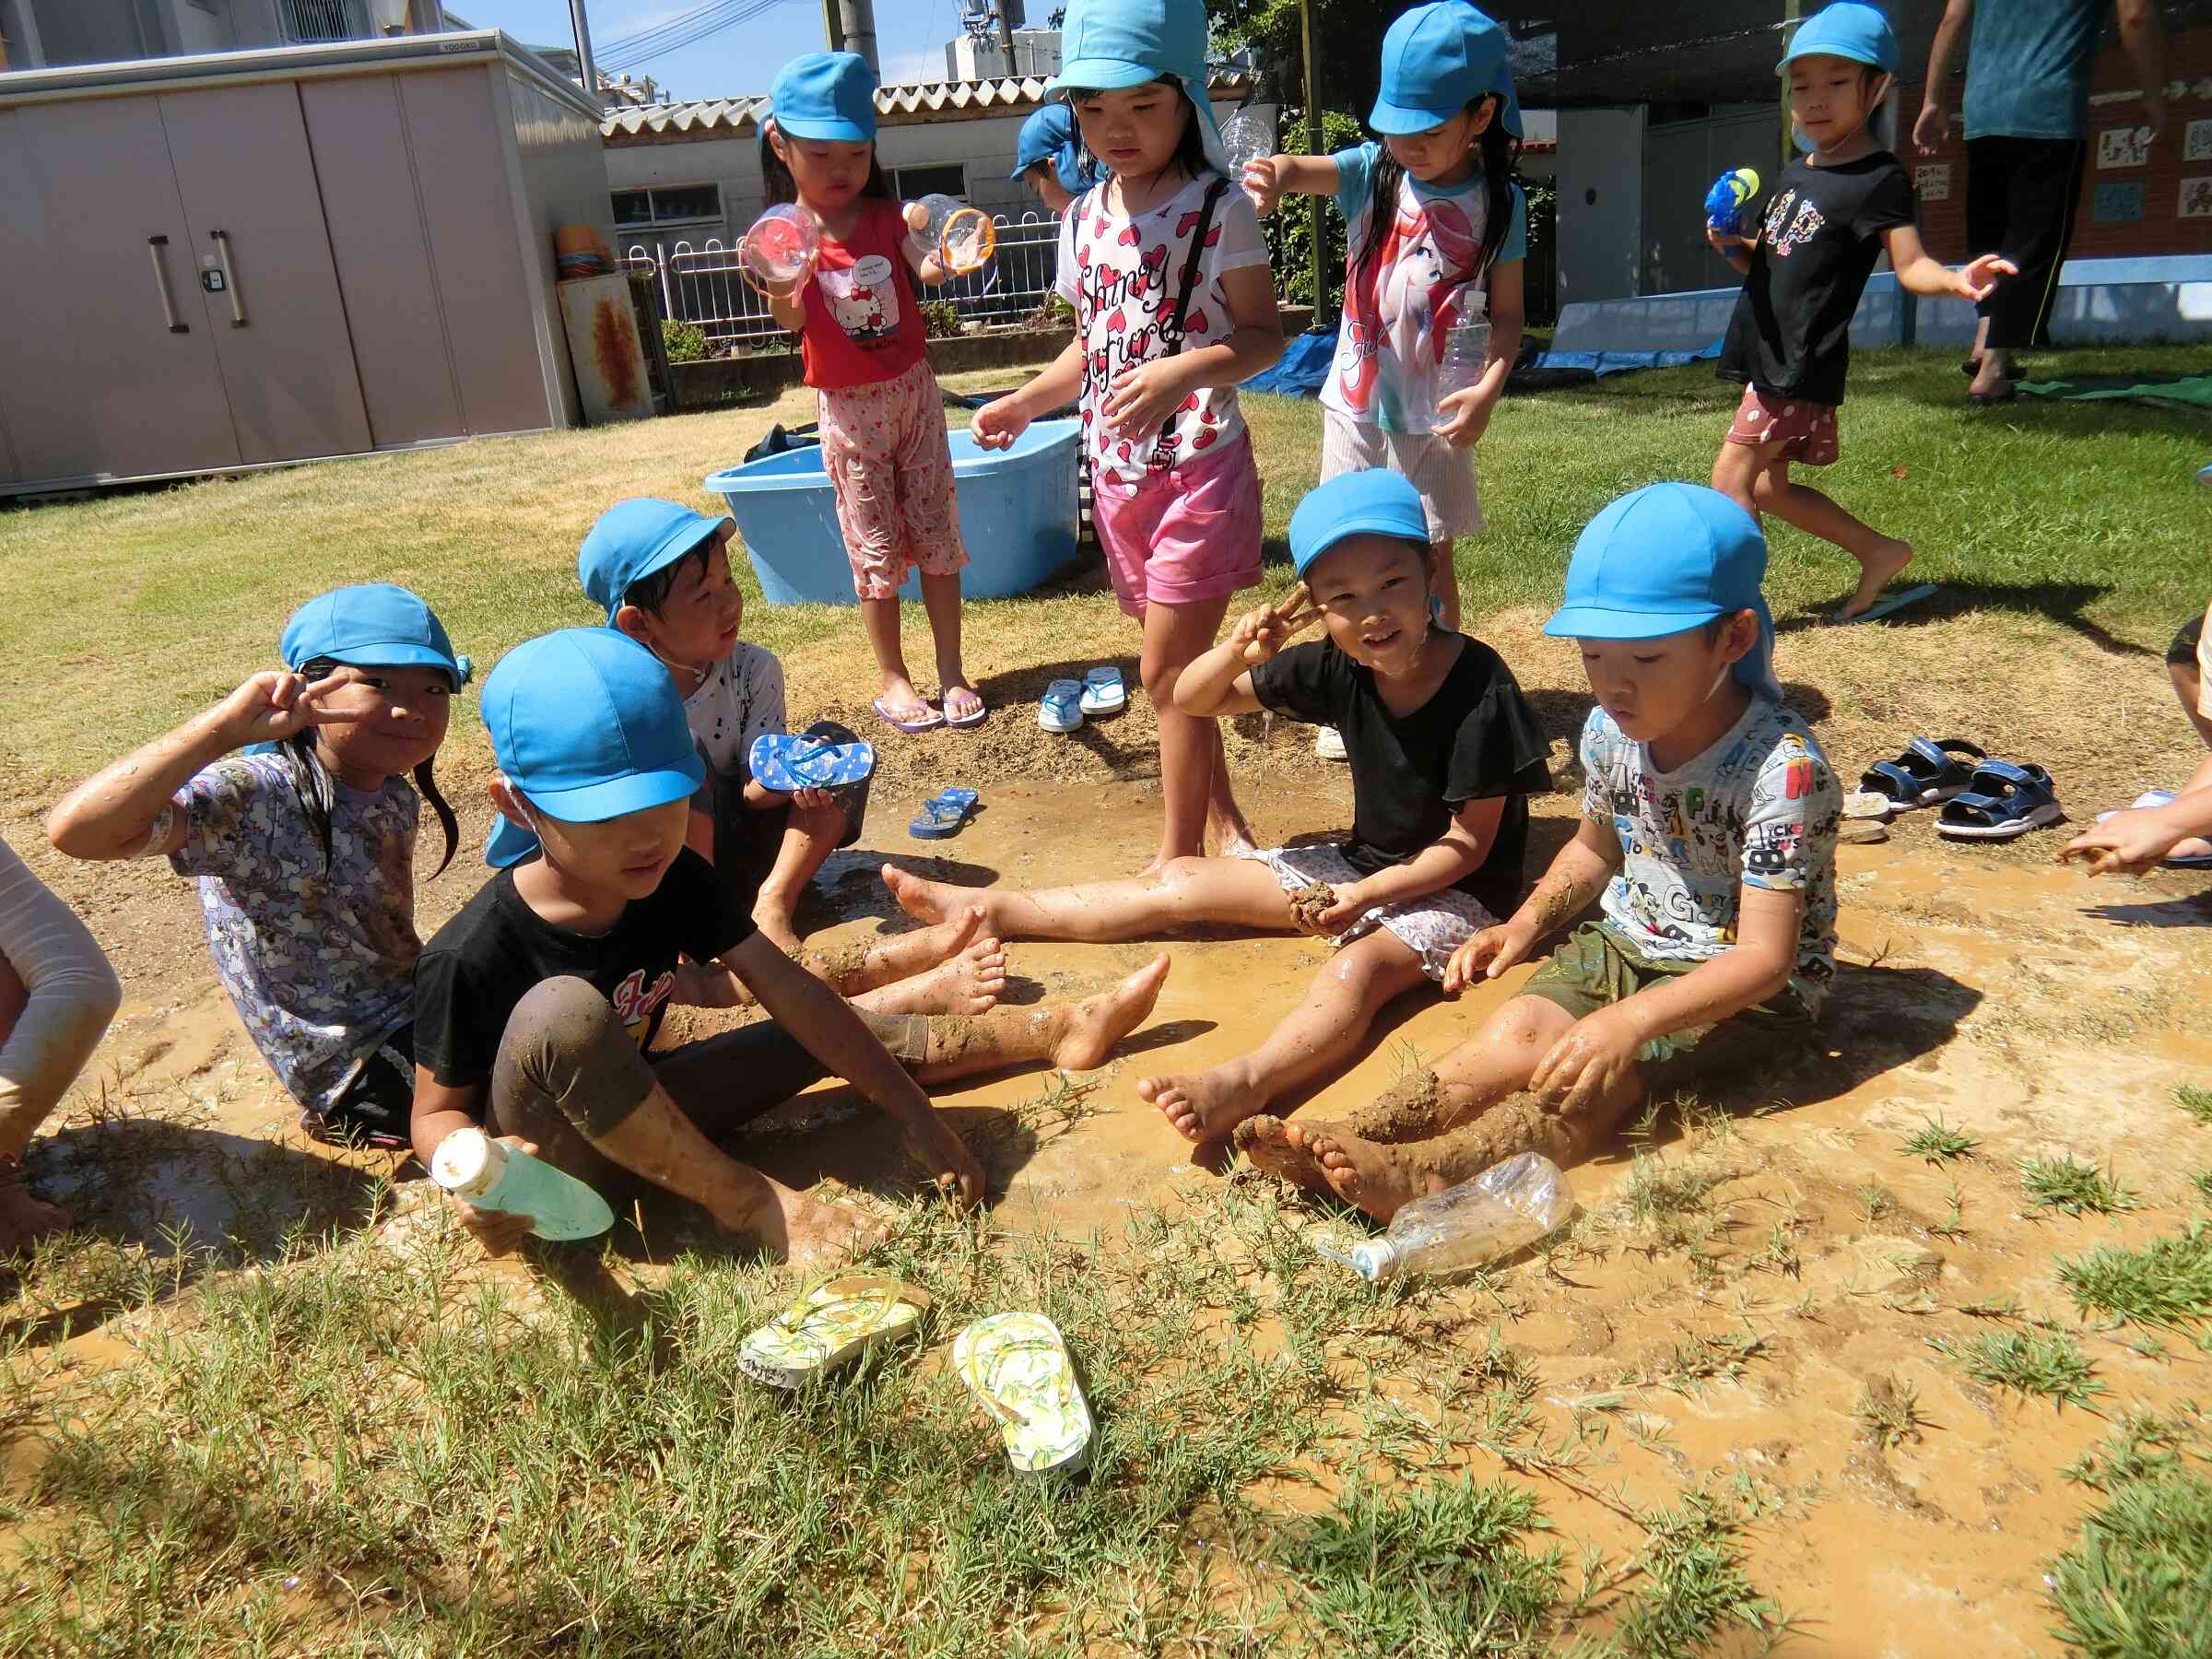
left=909, top=787, right=979, bottom=840
left=1937, top=759, right=2063, bottom=841
left=1859, top=737, right=1985, bottom=811
left=748, top=732, right=877, bottom=794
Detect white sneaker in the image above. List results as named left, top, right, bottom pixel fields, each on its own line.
left=1314, top=725, right=1347, bottom=761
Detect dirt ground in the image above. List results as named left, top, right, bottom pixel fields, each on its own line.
left=6, top=542, right=2211, bottom=1650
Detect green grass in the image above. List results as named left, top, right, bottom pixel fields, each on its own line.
left=2056, top=1222, right=2212, bottom=1336
left=2176, top=1086, right=2212, bottom=1128
left=1928, top=1328, right=2106, bottom=1412
left=2020, top=1155, right=2143, bottom=1218
left=2045, top=1409, right=2212, bottom=1657
left=1898, top=1115, right=1980, bottom=1164
left=1853, top=1376, right=1927, bottom=1450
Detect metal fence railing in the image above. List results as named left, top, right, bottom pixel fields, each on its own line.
left=277, top=0, right=370, bottom=42
left=626, top=211, right=1065, bottom=350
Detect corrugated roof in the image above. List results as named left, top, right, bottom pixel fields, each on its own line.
left=603, top=69, right=1255, bottom=143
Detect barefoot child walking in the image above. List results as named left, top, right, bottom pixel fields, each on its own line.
left=413, top=629, right=1170, bottom=1265
left=1242, top=0, right=1529, bottom=634
left=1708, top=2, right=2016, bottom=621
left=1242, top=484, right=1841, bottom=1218
left=757, top=53, right=982, bottom=735
left=48, top=585, right=468, bottom=1150
left=971, top=0, right=1285, bottom=871
left=885, top=471, right=1551, bottom=1147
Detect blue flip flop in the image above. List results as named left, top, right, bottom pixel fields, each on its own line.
left=1831, top=582, right=1939, bottom=626
left=748, top=731, right=877, bottom=794
left=909, top=787, right=979, bottom=840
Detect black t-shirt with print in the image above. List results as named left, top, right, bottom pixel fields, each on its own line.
left=1718, top=151, right=1916, bottom=407
left=1250, top=634, right=1553, bottom=919
left=413, top=849, right=750, bottom=1091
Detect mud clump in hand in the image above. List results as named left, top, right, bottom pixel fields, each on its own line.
left=1288, top=880, right=1336, bottom=932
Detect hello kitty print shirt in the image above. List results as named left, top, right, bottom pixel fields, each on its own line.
left=1053, top=172, right=1270, bottom=485
left=797, top=199, right=928, bottom=391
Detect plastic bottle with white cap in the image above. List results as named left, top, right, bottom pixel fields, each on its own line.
left=429, top=1126, right=615, bottom=1241
left=1344, top=1152, right=1572, bottom=1282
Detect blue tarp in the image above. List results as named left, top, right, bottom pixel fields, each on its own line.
left=1531, top=341, right=1723, bottom=377
left=1244, top=325, right=1335, bottom=398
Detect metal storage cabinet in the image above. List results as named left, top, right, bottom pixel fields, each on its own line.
left=0, top=32, right=613, bottom=497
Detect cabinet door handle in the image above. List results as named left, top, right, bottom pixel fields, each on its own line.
left=210, top=229, right=245, bottom=326
left=147, top=235, right=188, bottom=334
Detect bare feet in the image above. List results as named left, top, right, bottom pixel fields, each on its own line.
left=1137, top=1058, right=1268, bottom=1143
left=1042, top=954, right=1171, bottom=1071
left=866, top=937, right=1008, bottom=1017
left=0, top=1180, right=70, bottom=1259
left=883, top=863, right=994, bottom=931
left=752, top=904, right=803, bottom=958
left=724, top=1182, right=891, bottom=1270
left=1231, top=1113, right=1331, bottom=1192
left=1835, top=538, right=1914, bottom=621
left=1308, top=1126, right=1439, bottom=1222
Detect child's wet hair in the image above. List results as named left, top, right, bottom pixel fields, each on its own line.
left=622, top=541, right=715, bottom=617
left=285, top=655, right=461, bottom=879
left=759, top=122, right=892, bottom=205
left=1063, top=77, right=1210, bottom=182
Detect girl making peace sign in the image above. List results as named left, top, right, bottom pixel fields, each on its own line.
left=883, top=471, right=1552, bottom=1147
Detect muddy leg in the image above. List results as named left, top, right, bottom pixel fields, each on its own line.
left=752, top=796, right=851, bottom=955
left=906, top=955, right=1171, bottom=1081
left=850, top=935, right=1008, bottom=1018
left=1238, top=1065, right=1454, bottom=1192
left=883, top=854, right=1290, bottom=942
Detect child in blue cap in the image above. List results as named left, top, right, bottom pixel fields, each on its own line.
left=1709, top=1, right=2016, bottom=622
left=1245, top=2, right=1528, bottom=635
left=756, top=52, right=982, bottom=735
left=885, top=469, right=1549, bottom=1147
left=972, top=0, right=1287, bottom=875
left=409, top=629, right=1171, bottom=1265
left=50, top=584, right=468, bottom=1149
left=1011, top=103, right=1100, bottom=217
left=580, top=497, right=1001, bottom=1007
left=1243, top=485, right=1842, bottom=1220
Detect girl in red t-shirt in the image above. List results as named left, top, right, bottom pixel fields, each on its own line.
left=759, top=53, right=981, bottom=734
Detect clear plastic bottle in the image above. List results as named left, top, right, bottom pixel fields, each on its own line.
left=1347, top=1152, right=1572, bottom=1281
left=1436, top=319, right=1493, bottom=406
left=429, top=1126, right=615, bottom=1241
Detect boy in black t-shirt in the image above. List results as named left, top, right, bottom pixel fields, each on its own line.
left=883, top=471, right=1551, bottom=1148
left=1709, top=2, right=2015, bottom=621
left=410, top=629, right=1170, bottom=1267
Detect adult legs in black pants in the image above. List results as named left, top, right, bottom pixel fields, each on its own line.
left=1963, top=135, right=2087, bottom=399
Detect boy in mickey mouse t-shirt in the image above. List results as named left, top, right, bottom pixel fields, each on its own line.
left=1710, top=3, right=2014, bottom=622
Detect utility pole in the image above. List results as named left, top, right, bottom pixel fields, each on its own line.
left=1303, top=0, right=1328, bottom=326
left=1778, top=0, right=1801, bottom=172
left=569, top=0, right=600, bottom=105
left=996, top=0, right=1017, bottom=60
left=820, top=0, right=844, bottom=52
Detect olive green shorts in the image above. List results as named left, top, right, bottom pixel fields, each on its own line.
left=1522, top=923, right=1818, bottom=1076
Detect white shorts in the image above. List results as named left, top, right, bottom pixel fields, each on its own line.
left=1234, top=841, right=1498, bottom=983
left=1319, top=408, right=1485, bottom=544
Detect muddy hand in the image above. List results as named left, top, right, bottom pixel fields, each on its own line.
left=1239, top=586, right=1323, bottom=665
left=1530, top=1008, right=1638, bottom=1116
left=906, top=1115, right=984, bottom=1209
left=1441, top=922, right=1531, bottom=994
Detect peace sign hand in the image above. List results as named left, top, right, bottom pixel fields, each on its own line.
left=214, top=670, right=367, bottom=750
left=1233, top=585, right=1323, bottom=665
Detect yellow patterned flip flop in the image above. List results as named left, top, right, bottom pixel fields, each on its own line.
left=951, top=1312, right=1093, bottom=1475
left=736, top=1276, right=932, bottom=1389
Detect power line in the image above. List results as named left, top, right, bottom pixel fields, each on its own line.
left=599, top=0, right=797, bottom=71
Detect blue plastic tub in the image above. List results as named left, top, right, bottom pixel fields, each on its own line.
left=704, top=418, right=1082, bottom=606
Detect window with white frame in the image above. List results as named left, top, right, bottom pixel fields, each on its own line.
left=611, top=183, right=724, bottom=229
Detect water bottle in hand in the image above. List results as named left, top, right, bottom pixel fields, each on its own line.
left=1437, top=320, right=1493, bottom=405
left=430, top=1126, right=615, bottom=1241
left=1347, top=1152, right=1571, bottom=1281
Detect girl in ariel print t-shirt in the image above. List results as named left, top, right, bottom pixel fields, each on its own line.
left=973, top=0, right=1285, bottom=876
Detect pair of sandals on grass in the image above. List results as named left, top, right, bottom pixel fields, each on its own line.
left=738, top=1277, right=1092, bottom=1475
left=1040, top=665, right=1126, bottom=734
left=1850, top=736, right=2065, bottom=842
left=749, top=733, right=979, bottom=841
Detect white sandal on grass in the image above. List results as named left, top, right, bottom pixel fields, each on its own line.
left=952, top=1311, right=1092, bottom=1475
left=736, top=1277, right=932, bottom=1389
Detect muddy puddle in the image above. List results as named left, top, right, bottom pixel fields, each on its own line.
left=8, top=771, right=2212, bottom=1653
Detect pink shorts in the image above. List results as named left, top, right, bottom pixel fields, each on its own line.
left=1724, top=384, right=1840, bottom=467
left=1089, top=431, right=1263, bottom=618
left=817, top=359, right=971, bottom=600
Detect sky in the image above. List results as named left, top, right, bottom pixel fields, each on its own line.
left=450, top=0, right=980, bottom=102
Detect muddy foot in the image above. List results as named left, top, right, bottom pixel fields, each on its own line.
left=752, top=905, right=804, bottom=958
left=0, top=1184, right=71, bottom=1259
left=1232, top=1114, right=1332, bottom=1192
left=1051, top=954, right=1171, bottom=1071
left=1836, top=539, right=1914, bottom=620
left=1137, top=1062, right=1267, bottom=1143
left=886, top=904, right=984, bottom=972
left=883, top=938, right=1007, bottom=1017
left=1309, top=1128, right=1437, bottom=1223
left=732, top=1187, right=891, bottom=1270
left=882, top=863, right=990, bottom=929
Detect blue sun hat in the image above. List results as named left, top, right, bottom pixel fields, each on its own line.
left=1010, top=103, right=1099, bottom=194
left=769, top=51, right=877, bottom=144
left=1543, top=483, right=1782, bottom=700
left=1371, top=3, right=1524, bottom=141
left=279, top=583, right=469, bottom=687
left=578, top=498, right=731, bottom=624
left=1288, top=470, right=1430, bottom=577
left=480, top=628, right=706, bottom=869
left=1776, top=1, right=1899, bottom=74
left=1051, top=0, right=1227, bottom=173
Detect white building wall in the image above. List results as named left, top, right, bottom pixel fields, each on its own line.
left=1556, top=105, right=1644, bottom=306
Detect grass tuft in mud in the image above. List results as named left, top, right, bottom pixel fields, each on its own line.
left=1929, top=1327, right=2106, bottom=1412
left=1898, top=1115, right=1980, bottom=1164
left=2174, top=1085, right=2212, bottom=1128
left=2056, top=1221, right=2212, bottom=1336
left=2044, top=1406, right=2212, bottom=1658
left=2019, top=1156, right=2142, bottom=1218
